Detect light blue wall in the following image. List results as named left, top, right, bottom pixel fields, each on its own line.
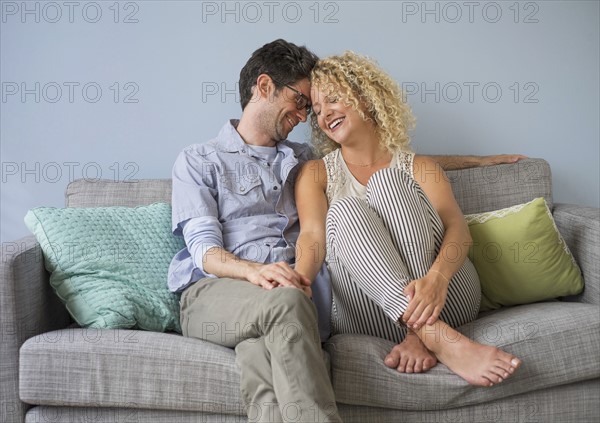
left=2, top=1, right=599, bottom=242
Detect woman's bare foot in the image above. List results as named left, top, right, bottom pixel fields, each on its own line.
left=414, top=321, right=522, bottom=387
left=384, top=329, right=437, bottom=373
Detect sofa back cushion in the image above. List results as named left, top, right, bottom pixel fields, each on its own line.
left=445, top=158, right=552, bottom=214
left=66, top=179, right=172, bottom=207
left=65, top=159, right=552, bottom=214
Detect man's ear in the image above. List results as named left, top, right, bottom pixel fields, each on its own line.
left=255, top=74, right=274, bottom=100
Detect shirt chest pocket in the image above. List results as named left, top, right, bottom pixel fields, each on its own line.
left=221, top=176, right=262, bottom=195
left=219, top=177, right=270, bottom=217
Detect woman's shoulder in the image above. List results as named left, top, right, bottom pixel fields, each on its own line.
left=411, top=154, right=447, bottom=186
left=412, top=154, right=439, bottom=168
left=298, top=158, right=327, bottom=186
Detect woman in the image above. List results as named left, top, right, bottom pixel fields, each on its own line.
left=294, top=52, right=521, bottom=387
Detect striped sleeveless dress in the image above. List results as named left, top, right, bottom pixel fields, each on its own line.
left=322, top=149, right=481, bottom=342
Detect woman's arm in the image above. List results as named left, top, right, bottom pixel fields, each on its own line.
left=401, top=155, right=474, bottom=330
left=427, top=154, right=527, bottom=170
left=294, top=159, right=329, bottom=283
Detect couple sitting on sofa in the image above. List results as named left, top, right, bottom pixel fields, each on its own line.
left=169, top=39, right=523, bottom=423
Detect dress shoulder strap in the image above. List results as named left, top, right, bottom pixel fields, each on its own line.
left=396, top=150, right=415, bottom=180
left=322, top=149, right=347, bottom=204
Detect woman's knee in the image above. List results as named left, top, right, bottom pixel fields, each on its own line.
left=367, top=168, right=419, bottom=204
left=328, top=196, right=368, bottom=218
left=326, top=197, right=372, bottom=232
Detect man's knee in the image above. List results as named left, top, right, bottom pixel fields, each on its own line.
left=269, top=286, right=313, bottom=309
left=265, top=288, right=316, bottom=322
left=261, top=288, right=320, bottom=344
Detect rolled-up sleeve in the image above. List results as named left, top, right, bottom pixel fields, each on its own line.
left=181, top=216, right=222, bottom=276
left=171, top=147, right=219, bottom=235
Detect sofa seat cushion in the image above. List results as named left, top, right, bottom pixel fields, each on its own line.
left=325, top=302, right=600, bottom=410
left=19, top=330, right=246, bottom=413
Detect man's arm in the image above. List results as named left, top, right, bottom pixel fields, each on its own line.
left=426, top=154, right=527, bottom=171
left=172, top=148, right=310, bottom=295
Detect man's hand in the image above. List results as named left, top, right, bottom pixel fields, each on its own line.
left=248, top=261, right=312, bottom=297
left=202, top=247, right=312, bottom=297
left=402, top=274, right=449, bottom=330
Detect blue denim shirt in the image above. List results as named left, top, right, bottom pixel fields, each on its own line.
left=168, top=120, right=332, bottom=340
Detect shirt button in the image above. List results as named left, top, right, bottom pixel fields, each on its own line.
left=273, top=186, right=278, bottom=190
left=240, top=186, right=245, bottom=192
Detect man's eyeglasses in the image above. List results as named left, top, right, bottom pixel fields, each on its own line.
left=270, top=77, right=311, bottom=115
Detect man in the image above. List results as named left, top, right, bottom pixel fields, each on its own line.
left=168, top=39, right=523, bottom=423
left=169, top=39, right=339, bottom=423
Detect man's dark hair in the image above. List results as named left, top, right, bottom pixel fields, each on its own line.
left=239, top=39, right=319, bottom=110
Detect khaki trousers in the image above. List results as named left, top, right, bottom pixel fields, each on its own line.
left=180, top=278, right=342, bottom=423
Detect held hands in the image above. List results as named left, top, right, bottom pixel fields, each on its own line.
left=247, top=261, right=312, bottom=297
left=402, top=272, right=449, bottom=330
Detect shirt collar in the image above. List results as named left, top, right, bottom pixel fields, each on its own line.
left=216, top=119, right=301, bottom=159
left=214, top=119, right=248, bottom=153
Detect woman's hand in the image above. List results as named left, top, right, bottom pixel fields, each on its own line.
left=405, top=155, right=472, bottom=330
left=402, top=272, right=449, bottom=330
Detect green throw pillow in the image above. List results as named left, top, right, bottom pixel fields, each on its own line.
left=465, top=197, right=584, bottom=311
left=25, top=203, right=184, bottom=332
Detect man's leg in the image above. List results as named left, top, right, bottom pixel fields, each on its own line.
left=180, top=278, right=341, bottom=423
left=235, top=338, right=282, bottom=422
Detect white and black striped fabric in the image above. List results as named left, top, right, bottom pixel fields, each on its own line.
left=326, top=168, right=481, bottom=343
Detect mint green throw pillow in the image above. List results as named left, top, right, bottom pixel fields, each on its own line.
left=25, top=203, right=184, bottom=332
left=465, top=197, right=584, bottom=311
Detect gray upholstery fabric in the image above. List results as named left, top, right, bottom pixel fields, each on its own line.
left=24, top=379, right=600, bottom=423
left=4, top=158, right=599, bottom=423
left=19, top=330, right=244, bottom=412
left=336, top=379, right=600, bottom=422
left=20, top=304, right=599, bottom=413
left=326, top=302, right=600, bottom=410
left=65, top=179, right=171, bottom=207
left=65, top=160, right=552, bottom=215
left=554, top=203, right=600, bottom=305
left=446, top=158, right=552, bottom=214
left=0, top=235, right=71, bottom=423
left=25, top=407, right=247, bottom=423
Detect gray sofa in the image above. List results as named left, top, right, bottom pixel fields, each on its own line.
left=1, top=158, right=599, bottom=423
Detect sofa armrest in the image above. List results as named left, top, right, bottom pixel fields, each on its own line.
left=553, top=203, right=600, bottom=305
left=1, top=236, right=71, bottom=423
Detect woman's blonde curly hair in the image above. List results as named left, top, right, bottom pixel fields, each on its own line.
left=309, top=51, right=416, bottom=157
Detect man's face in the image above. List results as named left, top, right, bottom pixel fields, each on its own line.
left=260, top=78, right=312, bottom=142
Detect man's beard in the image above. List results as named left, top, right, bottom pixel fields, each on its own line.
left=259, top=109, right=288, bottom=143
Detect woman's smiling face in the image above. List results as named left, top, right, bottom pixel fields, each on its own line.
left=311, top=83, right=374, bottom=147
